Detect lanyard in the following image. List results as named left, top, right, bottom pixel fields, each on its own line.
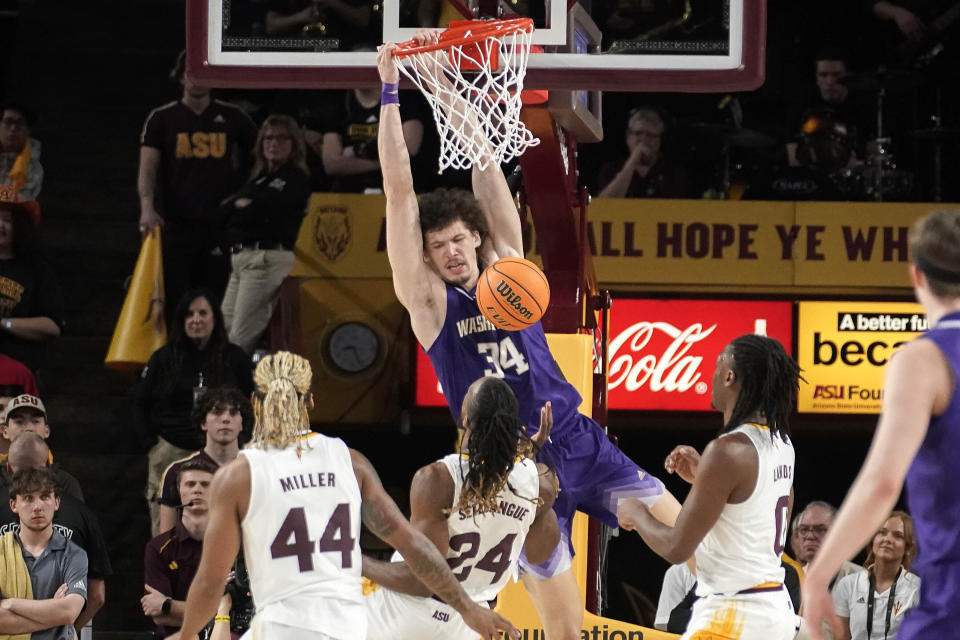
left=866, top=566, right=902, bottom=640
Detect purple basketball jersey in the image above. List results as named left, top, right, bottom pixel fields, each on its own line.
left=897, top=311, right=960, bottom=639
left=426, top=283, right=582, bottom=436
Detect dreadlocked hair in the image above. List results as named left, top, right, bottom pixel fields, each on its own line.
left=723, top=334, right=804, bottom=442
left=250, top=351, right=313, bottom=451
left=451, top=378, right=540, bottom=516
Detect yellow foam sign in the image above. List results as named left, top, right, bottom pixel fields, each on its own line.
left=797, top=301, right=926, bottom=414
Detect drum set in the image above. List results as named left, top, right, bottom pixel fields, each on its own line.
left=684, top=68, right=960, bottom=202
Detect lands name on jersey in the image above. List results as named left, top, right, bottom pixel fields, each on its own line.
left=773, top=463, right=792, bottom=482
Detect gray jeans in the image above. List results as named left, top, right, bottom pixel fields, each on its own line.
left=222, top=249, right=296, bottom=353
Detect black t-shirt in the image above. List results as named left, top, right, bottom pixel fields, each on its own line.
left=0, top=255, right=65, bottom=372
left=133, top=342, right=255, bottom=450
left=320, top=90, right=429, bottom=193
left=140, top=100, right=258, bottom=224
left=223, top=162, right=311, bottom=248
left=596, top=158, right=693, bottom=198
left=0, top=489, right=112, bottom=579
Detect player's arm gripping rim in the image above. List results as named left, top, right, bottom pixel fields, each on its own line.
left=377, top=42, right=446, bottom=348
left=351, top=449, right=520, bottom=640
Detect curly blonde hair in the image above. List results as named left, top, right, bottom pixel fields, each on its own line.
left=249, top=351, right=313, bottom=451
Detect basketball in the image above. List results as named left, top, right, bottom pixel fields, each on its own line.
left=476, top=257, right=550, bottom=330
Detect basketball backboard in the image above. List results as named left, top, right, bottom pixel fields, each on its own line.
left=186, top=0, right=765, bottom=92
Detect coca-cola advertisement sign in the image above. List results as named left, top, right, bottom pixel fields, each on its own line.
left=414, top=299, right=792, bottom=411
left=607, top=299, right=793, bottom=410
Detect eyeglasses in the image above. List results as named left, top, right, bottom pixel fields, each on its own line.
left=797, top=524, right=829, bottom=537
left=263, top=134, right=292, bottom=143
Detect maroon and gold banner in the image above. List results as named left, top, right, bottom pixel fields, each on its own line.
left=292, top=194, right=940, bottom=290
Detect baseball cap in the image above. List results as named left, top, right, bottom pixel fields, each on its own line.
left=3, top=394, right=46, bottom=422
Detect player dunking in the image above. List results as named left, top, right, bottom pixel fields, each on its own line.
left=363, top=376, right=561, bottom=640
left=618, top=334, right=803, bottom=640
left=803, top=210, right=960, bottom=640
left=376, top=35, right=682, bottom=640
left=167, top=352, right=519, bottom=640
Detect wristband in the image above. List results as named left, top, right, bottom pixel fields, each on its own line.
left=161, top=597, right=172, bottom=615
left=381, top=81, right=399, bottom=106
left=215, top=615, right=231, bottom=624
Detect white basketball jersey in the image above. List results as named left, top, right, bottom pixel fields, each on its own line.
left=695, top=424, right=794, bottom=596
left=241, top=433, right=364, bottom=639
left=441, top=453, right=539, bottom=603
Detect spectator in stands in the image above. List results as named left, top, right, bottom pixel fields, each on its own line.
left=597, top=107, right=692, bottom=198
left=265, top=0, right=376, bottom=50
left=320, top=83, right=427, bottom=193
left=0, top=101, right=42, bottom=201
left=0, top=381, right=27, bottom=457
left=794, top=500, right=864, bottom=593
left=0, top=185, right=64, bottom=374
left=137, top=51, right=258, bottom=325
left=135, top=289, right=254, bottom=535
left=0, top=433, right=110, bottom=640
left=0, top=393, right=84, bottom=501
left=221, top=114, right=310, bottom=353
left=0, top=467, right=87, bottom=640
left=156, top=387, right=252, bottom=532
left=142, top=457, right=217, bottom=638
left=833, top=510, right=921, bottom=640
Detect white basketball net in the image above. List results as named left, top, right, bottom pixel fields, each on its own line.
left=394, top=22, right=539, bottom=173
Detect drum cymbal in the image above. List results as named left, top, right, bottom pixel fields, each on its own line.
left=683, top=122, right=775, bottom=149
left=841, top=69, right=922, bottom=92
left=908, top=127, right=960, bottom=142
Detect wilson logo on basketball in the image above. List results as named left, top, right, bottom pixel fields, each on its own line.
left=476, top=257, right=550, bottom=331
left=494, top=281, right=534, bottom=320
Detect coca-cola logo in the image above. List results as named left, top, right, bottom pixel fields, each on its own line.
left=608, top=322, right=716, bottom=393
left=606, top=299, right=793, bottom=411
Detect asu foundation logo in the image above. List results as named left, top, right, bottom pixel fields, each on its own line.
left=314, top=206, right=352, bottom=262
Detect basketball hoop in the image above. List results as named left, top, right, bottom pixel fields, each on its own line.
left=392, top=19, right=539, bottom=172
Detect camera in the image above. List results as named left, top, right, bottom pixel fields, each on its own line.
left=226, top=554, right=255, bottom=634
